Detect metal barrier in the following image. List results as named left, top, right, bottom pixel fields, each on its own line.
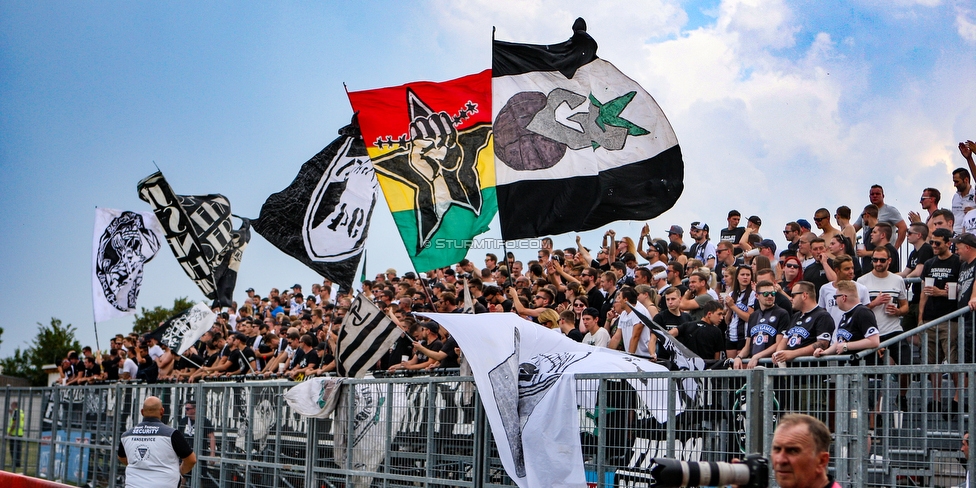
left=2, top=366, right=975, bottom=488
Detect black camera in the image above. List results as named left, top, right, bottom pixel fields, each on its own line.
left=642, top=454, right=768, bottom=488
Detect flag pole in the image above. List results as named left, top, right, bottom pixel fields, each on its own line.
left=93, top=321, right=101, bottom=352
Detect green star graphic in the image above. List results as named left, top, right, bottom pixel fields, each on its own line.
left=589, top=91, right=650, bottom=137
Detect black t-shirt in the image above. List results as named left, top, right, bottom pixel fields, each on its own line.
left=84, top=363, right=102, bottom=379
left=674, top=320, right=725, bottom=359
left=587, top=287, right=606, bottom=313
left=835, top=304, right=879, bottom=345
left=295, top=349, right=320, bottom=370
left=439, top=336, right=461, bottom=368
left=803, top=260, right=833, bottom=301
left=380, top=334, right=415, bottom=369
left=906, top=243, right=934, bottom=303
left=653, top=310, right=692, bottom=330
left=921, top=254, right=961, bottom=320
left=227, top=348, right=256, bottom=374
left=565, top=328, right=584, bottom=343
left=783, top=307, right=834, bottom=351
left=416, top=340, right=442, bottom=363
left=103, top=357, right=120, bottom=381
left=747, top=305, right=791, bottom=357
left=720, top=227, right=745, bottom=249
left=958, top=257, right=976, bottom=306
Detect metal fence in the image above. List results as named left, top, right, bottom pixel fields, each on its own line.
left=4, top=307, right=976, bottom=487
left=1, top=365, right=975, bottom=488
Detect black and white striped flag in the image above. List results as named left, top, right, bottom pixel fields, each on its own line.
left=336, top=293, right=401, bottom=378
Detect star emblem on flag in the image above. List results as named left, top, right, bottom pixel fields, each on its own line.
left=371, top=89, right=491, bottom=253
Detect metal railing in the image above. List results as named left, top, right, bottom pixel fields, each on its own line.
left=2, top=366, right=975, bottom=488
left=4, top=310, right=976, bottom=488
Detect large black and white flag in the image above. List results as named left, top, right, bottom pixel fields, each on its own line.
left=335, top=293, right=400, bottom=378
left=252, top=118, right=377, bottom=288
left=422, top=312, right=683, bottom=488
left=92, top=208, right=164, bottom=323
left=137, top=171, right=250, bottom=307
left=631, top=307, right=705, bottom=406
left=149, top=302, right=216, bottom=355
left=492, top=18, right=683, bottom=239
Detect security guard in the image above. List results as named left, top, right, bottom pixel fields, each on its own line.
left=7, top=400, right=24, bottom=468
left=117, top=396, right=196, bottom=487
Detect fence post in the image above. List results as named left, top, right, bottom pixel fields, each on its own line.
left=472, top=387, right=484, bottom=488
left=666, top=377, right=676, bottom=458
left=305, top=399, right=317, bottom=488
left=747, top=369, right=763, bottom=455
left=47, top=387, right=59, bottom=481
left=595, top=378, right=607, bottom=488
left=0, top=386, right=9, bottom=471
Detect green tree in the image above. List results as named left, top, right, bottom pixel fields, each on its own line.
left=132, top=297, right=194, bottom=335
left=0, top=318, right=81, bottom=386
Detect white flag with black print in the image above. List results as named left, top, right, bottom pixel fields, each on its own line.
left=149, top=302, right=216, bottom=355
left=335, top=293, right=401, bottom=378
left=421, top=312, right=683, bottom=488
left=91, top=208, right=164, bottom=323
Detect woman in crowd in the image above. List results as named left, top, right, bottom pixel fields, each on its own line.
left=828, top=234, right=862, bottom=277
left=724, top=265, right=756, bottom=360
left=779, top=255, right=803, bottom=296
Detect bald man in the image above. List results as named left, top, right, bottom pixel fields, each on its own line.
left=118, top=396, right=196, bottom=487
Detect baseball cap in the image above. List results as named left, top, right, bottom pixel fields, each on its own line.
left=404, top=271, right=417, bottom=280
left=666, top=225, right=684, bottom=236
left=652, top=241, right=667, bottom=255
left=691, top=222, right=709, bottom=231
left=386, top=268, right=397, bottom=275
left=797, top=219, right=812, bottom=230
left=758, top=239, right=777, bottom=253
left=245, top=287, right=254, bottom=293
left=748, top=215, right=762, bottom=226
left=953, top=233, right=976, bottom=248
left=292, top=283, right=302, bottom=289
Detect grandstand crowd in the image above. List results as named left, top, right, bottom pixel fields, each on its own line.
left=57, top=141, right=976, bottom=412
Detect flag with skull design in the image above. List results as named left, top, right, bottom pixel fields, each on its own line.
left=91, top=208, right=164, bottom=323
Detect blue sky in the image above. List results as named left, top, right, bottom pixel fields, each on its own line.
left=1, top=0, right=975, bottom=355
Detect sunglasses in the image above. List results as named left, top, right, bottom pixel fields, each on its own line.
left=574, top=303, right=585, bottom=307
left=929, top=240, right=944, bottom=246
left=759, top=291, right=776, bottom=297
left=871, top=258, right=888, bottom=263
left=832, top=294, right=847, bottom=300
left=785, top=263, right=801, bottom=269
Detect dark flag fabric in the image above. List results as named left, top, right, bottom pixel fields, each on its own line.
left=631, top=307, right=705, bottom=406
left=492, top=18, right=684, bottom=239
left=137, top=171, right=250, bottom=307
left=347, top=71, right=496, bottom=271
left=335, top=293, right=401, bottom=378
left=148, top=302, right=216, bottom=355
left=91, top=208, right=164, bottom=323
left=252, top=119, right=377, bottom=288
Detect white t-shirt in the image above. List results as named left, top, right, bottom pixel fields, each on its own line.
left=148, top=344, right=163, bottom=361
left=583, top=328, right=611, bottom=348
left=963, top=208, right=976, bottom=235
left=121, top=358, right=138, bottom=379
left=953, top=186, right=976, bottom=233
left=617, top=302, right=652, bottom=357
left=857, top=272, right=908, bottom=335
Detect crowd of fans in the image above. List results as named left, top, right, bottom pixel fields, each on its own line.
left=57, top=141, right=976, bottom=412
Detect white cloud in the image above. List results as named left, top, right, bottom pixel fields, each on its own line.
left=421, top=0, right=976, bottom=252
left=957, top=7, right=976, bottom=44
